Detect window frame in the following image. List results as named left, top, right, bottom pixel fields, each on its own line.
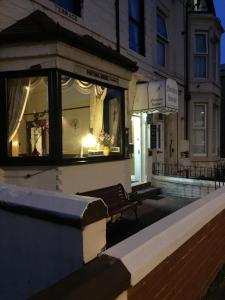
left=194, top=32, right=208, bottom=79
left=128, top=0, right=145, bottom=56
left=192, top=103, right=207, bottom=157
left=0, top=69, right=126, bottom=166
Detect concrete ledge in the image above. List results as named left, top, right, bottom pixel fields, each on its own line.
left=30, top=255, right=131, bottom=300
left=0, top=183, right=107, bottom=228
left=105, top=186, right=225, bottom=285
left=0, top=183, right=108, bottom=299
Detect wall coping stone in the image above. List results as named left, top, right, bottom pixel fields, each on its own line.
left=0, top=183, right=107, bottom=228
left=104, top=186, right=225, bottom=285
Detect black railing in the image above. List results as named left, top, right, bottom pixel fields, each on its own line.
left=152, top=162, right=225, bottom=190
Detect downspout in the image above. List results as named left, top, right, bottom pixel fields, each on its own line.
left=115, top=0, right=120, bottom=52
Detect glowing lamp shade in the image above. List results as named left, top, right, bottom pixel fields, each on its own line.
left=82, top=133, right=97, bottom=148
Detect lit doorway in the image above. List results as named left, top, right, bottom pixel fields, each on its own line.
left=130, top=113, right=148, bottom=184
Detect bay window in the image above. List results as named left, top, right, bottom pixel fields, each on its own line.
left=194, top=32, right=208, bottom=78
left=61, top=75, right=122, bottom=158
left=7, top=76, right=49, bottom=157
left=1, top=70, right=124, bottom=164
left=193, top=104, right=207, bottom=156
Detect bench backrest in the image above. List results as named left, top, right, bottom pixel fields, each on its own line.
left=78, top=184, right=128, bottom=208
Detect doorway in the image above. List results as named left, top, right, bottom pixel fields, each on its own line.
left=130, top=113, right=148, bottom=184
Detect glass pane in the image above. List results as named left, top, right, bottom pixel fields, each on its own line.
left=157, top=41, right=165, bottom=66
left=195, top=33, right=207, bottom=53
left=129, top=0, right=141, bottom=21
left=61, top=76, right=122, bottom=158
left=194, top=55, right=207, bottom=78
left=51, top=0, right=81, bottom=15
left=212, top=105, right=217, bottom=154
left=129, top=22, right=141, bottom=53
left=157, top=15, right=167, bottom=39
left=7, top=77, right=49, bottom=157
left=194, top=104, right=206, bottom=127
left=193, top=129, right=206, bottom=154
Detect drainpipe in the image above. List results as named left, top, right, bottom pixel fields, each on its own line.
left=115, top=0, right=120, bottom=52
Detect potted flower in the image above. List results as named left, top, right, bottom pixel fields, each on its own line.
left=98, top=131, right=114, bottom=156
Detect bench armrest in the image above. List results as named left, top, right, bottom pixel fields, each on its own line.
left=128, top=191, right=141, bottom=205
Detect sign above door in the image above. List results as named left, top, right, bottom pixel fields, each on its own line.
left=133, top=78, right=178, bottom=113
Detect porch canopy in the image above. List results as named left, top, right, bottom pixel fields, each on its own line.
left=133, top=78, right=178, bottom=113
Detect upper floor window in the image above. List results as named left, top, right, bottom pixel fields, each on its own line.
left=194, top=32, right=208, bottom=79
left=157, top=14, right=168, bottom=67
left=212, top=42, right=218, bottom=82
left=128, top=0, right=145, bottom=55
left=51, top=0, right=82, bottom=16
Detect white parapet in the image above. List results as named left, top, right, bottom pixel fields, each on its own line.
left=105, top=186, right=225, bottom=286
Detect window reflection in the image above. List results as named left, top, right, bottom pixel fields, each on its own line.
left=61, top=75, right=122, bottom=158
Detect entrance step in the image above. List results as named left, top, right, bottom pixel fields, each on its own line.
left=132, top=182, right=151, bottom=192
left=135, top=187, right=162, bottom=201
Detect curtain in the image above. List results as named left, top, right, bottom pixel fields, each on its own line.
left=109, top=98, right=120, bottom=145
left=90, top=86, right=107, bottom=139
left=8, top=78, right=30, bottom=142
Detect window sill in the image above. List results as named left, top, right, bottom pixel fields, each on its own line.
left=61, top=155, right=129, bottom=166
left=0, top=155, right=129, bottom=167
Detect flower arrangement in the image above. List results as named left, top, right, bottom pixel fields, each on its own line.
left=98, top=131, right=114, bottom=147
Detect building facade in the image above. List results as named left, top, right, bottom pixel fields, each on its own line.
left=0, top=0, right=223, bottom=193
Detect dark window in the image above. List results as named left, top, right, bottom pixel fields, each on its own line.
left=51, top=0, right=82, bottom=16
left=156, top=14, right=168, bottom=67
left=128, top=0, right=145, bottom=55
left=194, top=32, right=208, bottom=78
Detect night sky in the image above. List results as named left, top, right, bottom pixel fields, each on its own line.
left=214, top=0, right=225, bottom=63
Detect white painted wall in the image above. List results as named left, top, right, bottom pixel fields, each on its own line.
left=59, top=160, right=132, bottom=193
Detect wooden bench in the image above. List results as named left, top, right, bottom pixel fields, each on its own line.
left=77, top=184, right=139, bottom=222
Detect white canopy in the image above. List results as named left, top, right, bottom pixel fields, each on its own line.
left=133, top=78, right=178, bottom=113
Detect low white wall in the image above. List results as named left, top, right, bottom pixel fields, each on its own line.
left=0, top=167, right=59, bottom=191
left=152, top=175, right=217, bottom=198
left=105, top=186, right=225, bottom=286
left=0, top=160, right=131, bottom=194
left=58, top=160, right=131, bottom=193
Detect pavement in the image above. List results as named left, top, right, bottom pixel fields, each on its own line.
left=107, top=195, right=198, bottom=248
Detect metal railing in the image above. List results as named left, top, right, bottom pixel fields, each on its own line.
left=152, top=162, right=225, bottom=190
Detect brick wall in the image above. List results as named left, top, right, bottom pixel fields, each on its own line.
left=128, top=209, right=225, bottom=300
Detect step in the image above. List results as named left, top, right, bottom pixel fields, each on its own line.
left=136, top=187, right=162, bottom=200
left=132, top=182, right=151, bottom=192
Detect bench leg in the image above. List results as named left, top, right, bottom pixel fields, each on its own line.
left=132, top=206, right=138, bottom=222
